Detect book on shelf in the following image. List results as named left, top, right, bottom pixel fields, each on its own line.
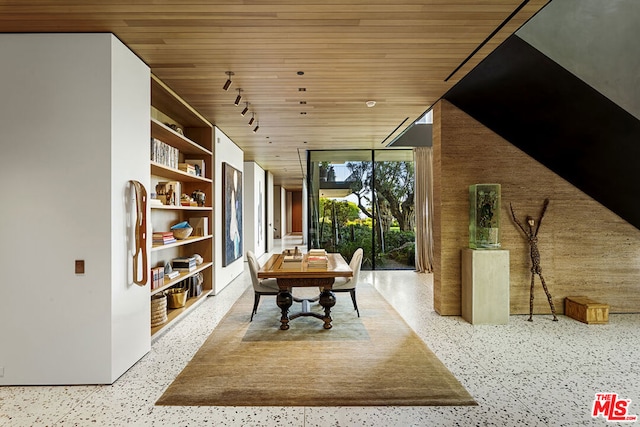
left=153, top=231, right=176, bottom=245
left=166, top=270, right=181, bottom=280
left=184, top=159, right=205, bottom=177
left=181, top=273, right=203, bottom=298
left=172, top=256, right=197, bottom=271
left=151, top=137, right=179, bottom=169
left=178, top=163, right=196, bottom=175
left=189, top=217, right=209, bottom=236
left=150, top=266, right=164, bottom=290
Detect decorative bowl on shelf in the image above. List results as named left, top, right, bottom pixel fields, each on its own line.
left=166, top=287, right=188, bottom=308
left=172, top=226, right=193, bottom=240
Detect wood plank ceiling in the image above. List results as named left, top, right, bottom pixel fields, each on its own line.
left=1, top=0, right=548, bottom=189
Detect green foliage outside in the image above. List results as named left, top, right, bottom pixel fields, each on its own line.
left=316, top=199, right=415, bottom=269
left=311, top=158, right=416, bottom=269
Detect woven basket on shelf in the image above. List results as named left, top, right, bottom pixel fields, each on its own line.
left=151, top=293, right=167, bottom=327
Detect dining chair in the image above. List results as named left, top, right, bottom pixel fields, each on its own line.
left=247, top=250, right=280, bottom=321
left=331, top=248, right=363, bottom=317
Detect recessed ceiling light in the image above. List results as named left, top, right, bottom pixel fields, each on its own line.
left=297, top=71, right=304, bottom=75
left=300, top=101, right=307, bottom=104
left=300, top=112, right=307, bottom=115
left=298, top=88, right=306, bottom=92
left=366, top=100, right=376, bottom=108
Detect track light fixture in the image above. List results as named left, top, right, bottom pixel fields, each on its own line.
left=248, top=113, right=255, bottom=126
left=240, top=102, right=249, bottom=116
left=253, top=121, right=260, bottom=133
left=234, top=88, right=243, bottom=106
left=223, top=71, right=234, bottom=91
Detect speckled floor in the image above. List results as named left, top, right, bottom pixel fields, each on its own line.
left=2, top=238, right=639, bottom=426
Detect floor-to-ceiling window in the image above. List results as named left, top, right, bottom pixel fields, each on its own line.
left=307, top=149, right=415, bottom=270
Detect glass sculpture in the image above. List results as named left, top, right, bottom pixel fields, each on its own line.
left=469, top=183, right=501, bottom=249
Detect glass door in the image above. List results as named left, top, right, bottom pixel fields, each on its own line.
left=307, top=149, right=415, bottom=270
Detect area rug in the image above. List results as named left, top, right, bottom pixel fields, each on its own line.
left=156, top=283, right=476, bottom=407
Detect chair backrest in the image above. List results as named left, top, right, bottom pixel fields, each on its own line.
left=246, top=250, right=261, bottom=289
left=349, top=248, right=364, bottom=286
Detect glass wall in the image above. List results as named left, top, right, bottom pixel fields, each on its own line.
left=307, top=149, right=415, bottom=270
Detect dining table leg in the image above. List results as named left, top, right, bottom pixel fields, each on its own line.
left=318, top=289, right=336, bottom=329
left=276, top=289, right=293, bottom=330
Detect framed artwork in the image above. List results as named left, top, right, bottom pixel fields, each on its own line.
left=223, top=162, right=243, bottom=266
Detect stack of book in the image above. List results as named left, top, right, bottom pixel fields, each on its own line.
left=153, top=231, right=176, bottom=246
left=166, top=269, right=181, bottom=280
left=283, top=253, right=303, bottom=263
left=150, top=266, right=165, bottom=290
left=151, top=137, right=179, bottom=169
left=307, top=249, right=328, bottom=269
left=178, top=163, right=196, bottom=175
left=281, top=248, right=303, bottom=268
left=172, top=256, right=197, bottom=272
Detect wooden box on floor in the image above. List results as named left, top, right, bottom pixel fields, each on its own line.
left=565, top=296, right=609, bottom=324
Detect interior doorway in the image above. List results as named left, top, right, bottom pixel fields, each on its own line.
left=291, top=191, right=303, bottom=233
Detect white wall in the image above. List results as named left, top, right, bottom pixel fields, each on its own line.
left=266, top=171, right=274, bottom=251
left=274, top=185, right=282, bottom=239
left=286, top=191, right=293, bottom=235
left=0, top=33, right=150, bottom=385
left=110, top=36, right=152, bottom=379
left=214, top=127, right=244, bottom=294
left=243, top=162, right=267, bottom=258
left=281, top=187, right=288, bottom=236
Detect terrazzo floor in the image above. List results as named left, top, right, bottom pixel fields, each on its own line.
left=2, top=237, right=639, bottom=426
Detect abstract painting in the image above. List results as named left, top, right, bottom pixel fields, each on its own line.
left=223, top=162, right=243, bottom=266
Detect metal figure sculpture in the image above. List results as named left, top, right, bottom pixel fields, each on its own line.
left=510, top=198, right=558, bottom=322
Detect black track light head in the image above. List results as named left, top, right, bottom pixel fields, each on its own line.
left=234, top=88, right=242, bottom=106
left=253, top=122, right=259, bottom=133
left=248, top=113, right=255, bottom=126
left=223, top=71, right=234, bottom=91
left=241, top=102, right=249, bottom=116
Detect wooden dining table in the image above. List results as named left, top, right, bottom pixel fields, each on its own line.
left=257, top=253, right=353, bottom=330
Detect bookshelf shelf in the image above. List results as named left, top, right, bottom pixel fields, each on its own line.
left=151, top=205, right=212, bottom=211
left=151, top=234, right=212, bottom=252
left=151, top=290, right=210, bottom=339
left=151, top=161, right=213, bottom=183
left=150, top=262, right=213, bottom=296
left=151, top=118, right=212, bottom=156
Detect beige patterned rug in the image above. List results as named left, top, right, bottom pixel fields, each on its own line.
left=156, top=283, right=476, bottom=407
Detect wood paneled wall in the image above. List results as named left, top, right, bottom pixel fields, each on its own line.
left=433, top=99, right=640, bottom=316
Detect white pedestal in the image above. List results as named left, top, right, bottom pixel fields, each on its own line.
left=461, top=248, right=510, bottom=324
